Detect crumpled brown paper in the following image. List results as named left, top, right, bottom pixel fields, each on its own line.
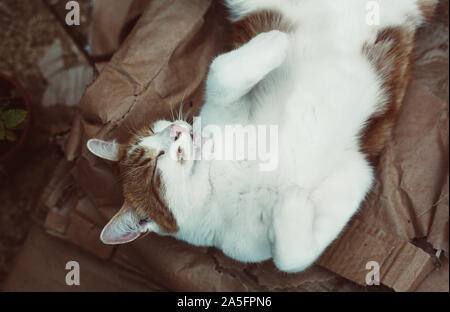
left=62, top=0, right=448, bottom=291
left=88, top=0, right=152, bottom=59
left=361, top=81, right=449, bottom=253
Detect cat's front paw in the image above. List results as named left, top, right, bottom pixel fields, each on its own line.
left=273, top=251, right=317, bottom=273
left=249, top=30, right=290, bottom=70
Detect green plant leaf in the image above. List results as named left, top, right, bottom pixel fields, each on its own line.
left=0, top=122, right=5, bottom=140
left=6, top=129, right=17, bottom=142
left=3, top=109, right=27, bottom=129
left=10, top=88, right=22, bottom=99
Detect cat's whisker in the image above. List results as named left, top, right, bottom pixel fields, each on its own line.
left=123, top=123, right=135, bottom=136
left=178, top=91, right=187, bottom=121
left=121, top=161, right=152, bottom=175
left=123, top=119, right=143, bottom=138
left=120, top=167, right=148, bottom=180
left=169, top=100, right=176, bottom=122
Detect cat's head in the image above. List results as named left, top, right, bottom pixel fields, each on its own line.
left=86, top=119, right=196, bottom=244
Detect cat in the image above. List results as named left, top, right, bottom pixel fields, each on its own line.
left=87, top=0, right=437, bottom=272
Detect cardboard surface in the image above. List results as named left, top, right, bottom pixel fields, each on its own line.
left=415, top=254, right=449, bottom=292
left=2, top=227, right=166, bottom=292
left=89, top=0, right=152, bottom=58
left=317, top=219, right=435, bottom=292
left=361, top=82, right=449, bottom=252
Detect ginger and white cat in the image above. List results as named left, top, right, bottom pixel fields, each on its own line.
left=87, top=0, right=437, bottom=272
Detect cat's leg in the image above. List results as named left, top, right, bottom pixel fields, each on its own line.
left=205, top=30, right=289, bottom=106
left=271, top=186, right=317, bottom=272
left=271, top=152, right=373, bottom=272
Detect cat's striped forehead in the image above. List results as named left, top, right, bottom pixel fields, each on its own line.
left=119, top=128, right=179, bottom=234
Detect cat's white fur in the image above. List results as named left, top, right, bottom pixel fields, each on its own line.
left=88, top=0, right=427, bottom=272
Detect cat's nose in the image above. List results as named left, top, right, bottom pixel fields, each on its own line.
left=170, top=124, right=188, bottom=140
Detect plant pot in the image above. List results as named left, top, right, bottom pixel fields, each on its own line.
left=0, top=73, right=32, bottom=163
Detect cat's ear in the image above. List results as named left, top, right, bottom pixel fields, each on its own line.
left=87, top=139, right=122, bottom=162
left=100, top=202, right=150, bottom=245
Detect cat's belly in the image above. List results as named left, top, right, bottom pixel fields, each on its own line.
left=212, top=180, right=279, bottom=263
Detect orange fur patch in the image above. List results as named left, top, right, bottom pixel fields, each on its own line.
left=120, top=129, right=179, bottom=233
left=361, top=23, right=417, bottom=164
left=231, top=10, right=295, bottom=48
left=417, top=0, right=439, bottom=21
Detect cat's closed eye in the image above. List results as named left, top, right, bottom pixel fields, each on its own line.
left=139, top=217, right=151, bottom=226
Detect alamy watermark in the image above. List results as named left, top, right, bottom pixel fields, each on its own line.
left=168, top=117, right=279, bottom=172
left=65, top=1, right=80, bottom=26
left=65, top=260, right=80, bottom=286
left=365, top=261, right=381, bottom=286
left=366, top=1, right=381, bottom=25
